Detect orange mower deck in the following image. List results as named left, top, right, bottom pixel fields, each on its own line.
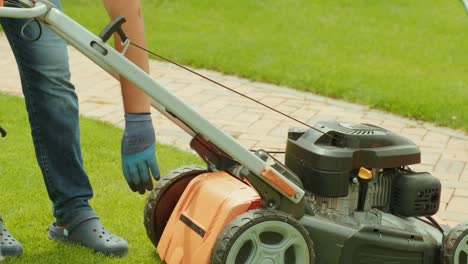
left=157, top=171, right=261, bottom=264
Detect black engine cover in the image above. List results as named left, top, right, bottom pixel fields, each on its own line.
left=285, top=121, right=421, bottom=197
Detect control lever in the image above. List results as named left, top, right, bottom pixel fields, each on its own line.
left=357, top=167, right=373, bottom=211
left=99, top=16, right=127, bottom=43
left=99, top=16, right=130, bottom=54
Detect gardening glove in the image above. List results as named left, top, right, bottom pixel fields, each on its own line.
left=121, top=113, right=160, bottom=194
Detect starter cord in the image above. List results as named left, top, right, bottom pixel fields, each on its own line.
left=129, top=42, right=337, bottom=141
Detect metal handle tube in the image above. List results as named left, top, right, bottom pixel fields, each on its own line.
left=462, top=0, right=468, bottom=14
left=41, top=6, right=304, bottom=203
left=0, top=2, right=47, bottom=18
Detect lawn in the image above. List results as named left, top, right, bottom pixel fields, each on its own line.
left=59, top=0, right=467, bottom=131
left=0, top=93, right=203, bottom=263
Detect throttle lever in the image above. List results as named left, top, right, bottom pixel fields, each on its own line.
left=357, top=167, right=373, bottom=211
left=99, top=16, right=127, bottom=43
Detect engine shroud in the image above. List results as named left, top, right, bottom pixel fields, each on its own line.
left=285, top=121, right=421, bottom=197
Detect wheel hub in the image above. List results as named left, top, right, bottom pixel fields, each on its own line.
left=260, top=259, right=274, bottom=264
left=454, top=234, right=468, bottom=263
left=227, top=221, right=310, bottom=264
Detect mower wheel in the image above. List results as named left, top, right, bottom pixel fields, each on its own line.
left=143, top=165, right=207, bottom=247
left=211, top=209, right=315, bottom=264
left=442, top=221, right=468, bottom=264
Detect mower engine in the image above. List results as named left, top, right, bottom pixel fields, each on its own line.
left=285, top=121, right=441, bottom=218
left=313, top=168, right=441, bottom=218
left=285, top=121, right=445, bottom=263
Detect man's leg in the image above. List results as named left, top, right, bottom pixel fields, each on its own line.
left=1, top=2, right=95, bottom=229
left=0, top=0, right=127, bottom=256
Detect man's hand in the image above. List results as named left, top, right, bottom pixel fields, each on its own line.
left=121, top=113, right=160, bottom=194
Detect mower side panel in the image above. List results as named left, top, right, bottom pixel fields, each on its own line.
left=157, top=171, right=260, bottom=264
left=299, top=215, right=441, bottom=264
left=340, top=226, right=438, bottom=263
left=299, top=215, right=354, bottom=263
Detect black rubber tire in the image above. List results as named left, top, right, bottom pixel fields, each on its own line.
left=143, top=165, right=207, bottom=247
left=210, top=209, right=315, bottom=264
left=441, top=221, right=468, bottom=264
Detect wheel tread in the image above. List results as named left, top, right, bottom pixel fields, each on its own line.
left=143, top=165, right=207, bottom=246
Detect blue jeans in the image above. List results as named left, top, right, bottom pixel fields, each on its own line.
left=0, top=0, right=96, bottom=226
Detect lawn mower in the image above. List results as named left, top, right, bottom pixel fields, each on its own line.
left=1, top=1, right=468, bottom=263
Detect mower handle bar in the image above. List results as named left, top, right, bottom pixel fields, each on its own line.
left=0, top=1, right=48, bottom=18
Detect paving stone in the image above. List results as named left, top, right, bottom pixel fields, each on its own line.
left=268, top=126, right=291, bottom=138
left=421, top=152, right=441, bottom=166
left=411, top=164, right=435, bottom=173
left=424, top=131, right=451, bottom=144
left=307, top=115, right=339, bottom=123
left=454, top=188, right=468, bottom=198
left=85, top=105, right=119, bottom=119
left=461, top=167, right=468, bottom=182
left=438, top=210, right=468, bottom=222
left=249, top=119, right=282, bottom=135
left=447, top=137, right=468, bottom=149
left=435, top=159, right=464, bottom=176
left=441, top=150, right=468, bottom=162
left=237, top=139, right=258, bottom=149
left=334, top=113, right=365, bottom=122
left=446, top=197, right=468, bottom=214
left=441, top=188, right=454, bottom=203
left=233, top=113, right=263, bottom=125
left=255, top=140, right=287, bottom=152
left=418, top=140, right=447, bottom=150
left=381, top=119, right=407, bottom=129
left=259, top=96, right=286, bottom=107
left=433, top=216, right=463, bottom=228
left=217, top=106, right=247, bottom=119
left=401, top=127, right=428, bottom=137
left=222, top=125, right=256, bottom=137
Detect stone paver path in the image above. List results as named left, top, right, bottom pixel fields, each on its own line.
left=1, top=35, right=467, bottom=227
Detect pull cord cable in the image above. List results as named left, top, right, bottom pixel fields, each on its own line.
left=129, top=42, right=337, bottom=140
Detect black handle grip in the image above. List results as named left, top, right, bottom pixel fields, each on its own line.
left=99, top=16, right=128, bottom=43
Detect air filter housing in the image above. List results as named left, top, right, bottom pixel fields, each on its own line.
left=285, top=121, right=421, bottom=197
left=391, top=171, right=441, bottom=217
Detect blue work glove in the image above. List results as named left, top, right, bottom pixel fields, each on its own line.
left=121, top=113, right=160, bottom=194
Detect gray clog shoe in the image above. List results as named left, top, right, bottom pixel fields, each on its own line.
left=48, top=216, right=128, bottom=257
left=0, top=217, right=23, bottom=256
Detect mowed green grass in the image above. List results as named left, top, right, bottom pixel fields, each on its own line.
left=60, top=0, right=467, bottom=130
left=0, top=93, right=203, bottom=263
